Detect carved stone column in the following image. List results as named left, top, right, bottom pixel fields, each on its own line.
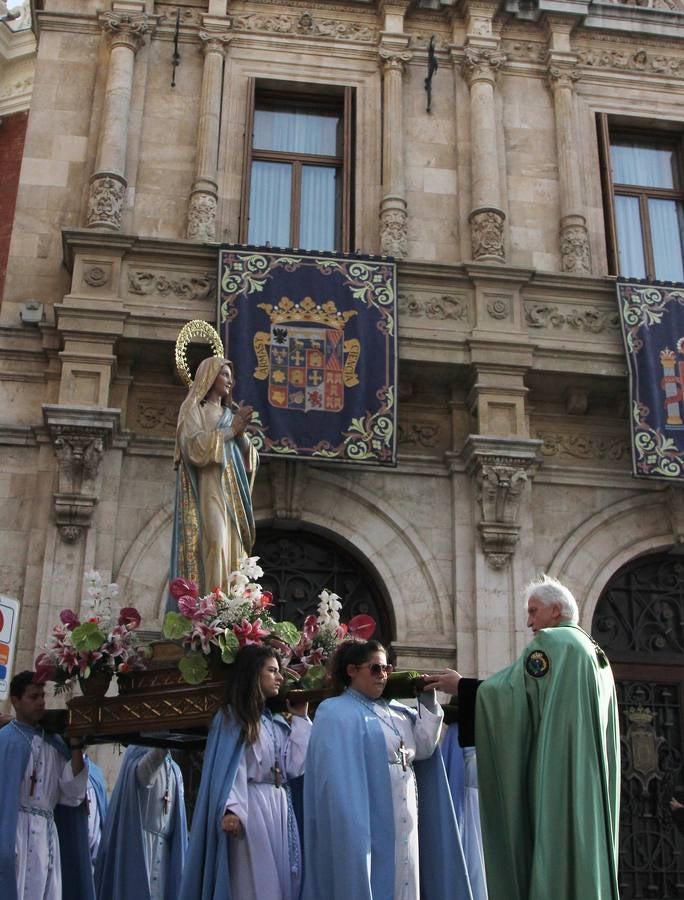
left=464, top=435, right=541, bottom=569
left=463, top=47, right=506, bottom=263
left=547, top=67, right=591, bottom=274
left=186, top=31, right=231, bottom=242
left=379, top=42, right=412, bottom=258
left=43, top=406, right=121, bottom=543
left=87, top=11, right=150, bottom=230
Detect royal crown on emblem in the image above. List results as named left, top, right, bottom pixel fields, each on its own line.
left=257, top=296, right=357, bottom=331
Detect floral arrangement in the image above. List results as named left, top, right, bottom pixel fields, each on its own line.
left=164, top=556, right=375, bottom=686
left=35, top=571, right=148, bottom=693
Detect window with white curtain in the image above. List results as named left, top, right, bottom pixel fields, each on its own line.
left=241, top=86, right=353, bottom=253
left=598, top=117, right=684, bottom=282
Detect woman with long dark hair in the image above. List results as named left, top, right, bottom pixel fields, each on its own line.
left=180, top=644, right=310, bottom=900
left=302, top=639, right=473, bottom=900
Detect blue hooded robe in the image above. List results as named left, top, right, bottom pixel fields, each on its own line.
left=94, top=746, right=187, bottom=900
left=302, top=693, right=474, bottom=900
left=0, top=721, right=94, bottom=900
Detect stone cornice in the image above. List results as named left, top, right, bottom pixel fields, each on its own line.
left=35, top=11, right=100, bottom=36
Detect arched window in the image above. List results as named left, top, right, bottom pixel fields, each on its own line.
left=593, top=551, right=684, bottom=899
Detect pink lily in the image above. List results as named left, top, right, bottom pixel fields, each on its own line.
left=232, top=617, right=270, bottom=647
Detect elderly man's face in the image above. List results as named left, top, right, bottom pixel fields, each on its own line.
left=527, top=596, right=562, bottom=634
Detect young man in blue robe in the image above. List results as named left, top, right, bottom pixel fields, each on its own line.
left=0, top=670, right=94, bottom=900
left=95, top=745, right=187, bottom=900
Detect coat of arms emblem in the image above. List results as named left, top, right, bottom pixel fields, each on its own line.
left=253, top=297, right=360, bottom=413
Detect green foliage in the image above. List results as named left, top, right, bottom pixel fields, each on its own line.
left=163, top=611, right=192, bottom=640
left=218, top=629, right=239, bottom=664
left=270, top=620, right=301, bottom=647
left=300, top=664, right=326, bottom=689
left=178, top=652, right=209, bottom=685
left=70, top=622, right=106, bottom=652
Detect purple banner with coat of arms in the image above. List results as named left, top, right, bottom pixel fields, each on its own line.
left=218, top=248, right=397, bottom=466
left=617, top=279, right=684, bottom=479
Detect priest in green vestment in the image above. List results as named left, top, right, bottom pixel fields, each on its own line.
left=427, top=574, right=620, bottom=900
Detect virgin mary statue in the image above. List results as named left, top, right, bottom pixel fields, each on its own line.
left=169, top=356, right=258, bottom=598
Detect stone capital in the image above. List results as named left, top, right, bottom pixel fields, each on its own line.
left=43, top=406, right=121, bottom=543
left=546, top=62, right=580, bottom=92
left=469, top=207, right=505, bottom=264
left=100, top=11, right=151, bottom=52
left=463, top=435, right=541, bottom=569
left=199, top=30, right=232, bottom=56
left=462, top=46, right=505, bottom=85
left=379, top=44, right=413, bottom=75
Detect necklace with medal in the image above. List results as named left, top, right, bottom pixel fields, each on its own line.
left=262, top=710, right=284, bottom=787
left=348, top=689, right=410, bottom=772
left=11, top=720, right=42, bottom=796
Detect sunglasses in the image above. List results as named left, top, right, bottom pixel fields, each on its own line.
left=356, top=662, right=393, bottom=676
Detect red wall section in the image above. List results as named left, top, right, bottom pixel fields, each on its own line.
left=0, top=110, right=28, bottom=304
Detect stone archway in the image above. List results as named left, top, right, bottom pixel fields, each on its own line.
left=592, top=551, right=684, bottom=900
left=253, top=525, right=394, bottom=646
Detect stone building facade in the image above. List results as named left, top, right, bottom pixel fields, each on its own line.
left=1, top=0, right=684, bottom=890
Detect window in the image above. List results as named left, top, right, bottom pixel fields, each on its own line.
left=240, top=83, right=354, bottom=253
left=598, top=114, right=684, bottom=281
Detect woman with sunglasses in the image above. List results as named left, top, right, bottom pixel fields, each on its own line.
left=302, top=639, right=473, bottom=900
left=179, top=644, right=311, bottom=900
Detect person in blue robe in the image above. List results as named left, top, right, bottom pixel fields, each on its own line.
left=85, top=756, right=108, bottom=867
left=302, top=640, right=474, bottom=900
left=441, top=724, right=488, bottom=900
left=0, top=670, right=94, bottom=900
left=95, top=745, right=187, bottom=900
left=179, top=644, right=310, bottom=900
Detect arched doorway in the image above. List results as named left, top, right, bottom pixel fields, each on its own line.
left=253, top=525, right=394, bottom=646
left=593, top=551, right=684, bottom=899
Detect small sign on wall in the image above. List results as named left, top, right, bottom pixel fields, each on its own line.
left=0, top=595, right=20, bottom=701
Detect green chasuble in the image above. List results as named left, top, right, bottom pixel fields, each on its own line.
left=474, top=623, right=620, bottom=900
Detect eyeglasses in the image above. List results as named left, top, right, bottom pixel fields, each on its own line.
left=356, top=663, right=393, bottom=676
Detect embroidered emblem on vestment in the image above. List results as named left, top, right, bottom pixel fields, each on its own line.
left=525, top=649, right=550, bottom=678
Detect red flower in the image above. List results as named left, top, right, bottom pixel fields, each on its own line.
left=258, top=591, right=274, bottom=609
left=34, top=652, right=57, bottom=683
left=170, top=577, right=199, bottom=600
left=59, top=609, right=80, bottom=631
left=303, top=615, right=319, bottom=640
left=232, top=618, right=270, bottom=647
left=118, top=607, right=141, bottom=630
left=347, top=615, right=376, bottom=641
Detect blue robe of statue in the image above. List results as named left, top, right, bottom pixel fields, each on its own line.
left=94, top=746, right=187, bottom=900
left=0, top=721, right=94, bottom=900
left=302, top=693, right=474, bottom=900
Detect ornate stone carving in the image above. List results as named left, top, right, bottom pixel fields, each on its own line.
left=398, top=293, right=467, bottom=321
left=477, top=459, right=530, bottom=569
left=156, top=5, right=203, bottom=27
left=130, top=398, right=179, bottom=434
left=199, top=30, right=232, bottom=56
left=101, top=11, right=150, bottom=51
left=83, top=266, right=109, bottom=288
left=469, top=208, right=505, bottom=262
left=546, top=66, right=581, bottom=91
left=600, top=0, right=684, bottom=12
left=409, top=33, right=450, bottom=52
left=576, top=46, right=684, bottom=79
left=86, top=174, right=126, bottom=231
left=380, top=207, right=408, bottom=259
left=464, top=437, right=541, bottom=569
left=128, top=269, right=217, bottom=301
left=486, top=297, right=510, bottom=320
left=560, top=223, right=591, bottom=274
left=537, top=432, right=629, bottom=461
left=524, top=303, right=620, bottom=333
left=397, top=422, right=441, bottom=448
left=229, top=12, right=378, bottom=42
left=501, top=40, right=545, bottom=64
left=44, top=407, right=120, bottom=543
left=379, top=46, right=413, bottom=74
left=462, top=47, right=506, bottom=84
left=186, top=192, right=218, bottom=243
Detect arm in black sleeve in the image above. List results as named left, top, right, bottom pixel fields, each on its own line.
left=457, top=678, right=482, bottom=747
